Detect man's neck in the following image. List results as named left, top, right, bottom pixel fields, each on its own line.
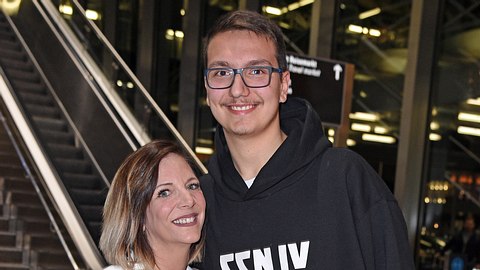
left=225, top=128, right=287, bottom=180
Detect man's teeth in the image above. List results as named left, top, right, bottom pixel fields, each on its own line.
left=173, top=217, right=195, bottom=224
left=231, top=105, right=254, bottom=111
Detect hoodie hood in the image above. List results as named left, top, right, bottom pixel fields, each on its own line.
left=207, top=97, right=331, bottom=201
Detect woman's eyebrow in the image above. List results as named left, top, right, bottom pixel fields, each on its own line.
left=155, top=182, right=172, bottom=189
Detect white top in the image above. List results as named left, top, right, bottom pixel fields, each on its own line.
left=244, top=177, right=256, bottom=188
left=104, top=265, right=194, bottom=270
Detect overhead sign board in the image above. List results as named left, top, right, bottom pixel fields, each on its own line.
left=286, top=52, right=354, bottom=127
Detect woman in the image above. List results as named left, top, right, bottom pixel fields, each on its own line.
left=100, top=140, right=205, bottom=270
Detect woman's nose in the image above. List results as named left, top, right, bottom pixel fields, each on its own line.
left=178, top=190, right=195, bottom=208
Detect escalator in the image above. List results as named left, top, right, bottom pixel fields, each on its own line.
left=0, top=8, right=106, bottom=247
left=0, top=0, right=206, bottom=268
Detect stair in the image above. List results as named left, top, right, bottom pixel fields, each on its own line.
left=0, top=131, right=77, bottom=269
left=0, top=13, right=90, bottom=268
left=0, top=10, right=107, bottom=250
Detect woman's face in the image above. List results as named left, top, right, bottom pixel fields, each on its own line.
left=144, top=153, right=206, bottom=250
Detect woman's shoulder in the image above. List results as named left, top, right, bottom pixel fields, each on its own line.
left=104, top=264, right=194, bottom=270
left=104, top=264, right=144, bottom=270
left=104, top=266, right=123, bottom=270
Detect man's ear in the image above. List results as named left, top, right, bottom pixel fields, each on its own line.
left=279, top=71, right=290, bottom=103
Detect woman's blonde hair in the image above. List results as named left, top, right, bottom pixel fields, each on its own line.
left=99, top=140, right=205, bottom=269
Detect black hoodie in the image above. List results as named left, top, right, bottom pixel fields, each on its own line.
left=200, top=97, right=414, bottom=269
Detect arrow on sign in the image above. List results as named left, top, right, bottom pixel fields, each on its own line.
left=333, top=64, right=343, bottom=81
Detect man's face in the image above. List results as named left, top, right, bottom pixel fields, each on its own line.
left=205, top=30, right=290, bottom=138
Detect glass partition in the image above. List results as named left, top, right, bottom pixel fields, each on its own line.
left=333, top=1, right=412, bottom=191
left=419, top=1, right=480, bottom=269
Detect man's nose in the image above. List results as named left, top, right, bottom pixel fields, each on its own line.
left=229, top=73, right=250, bottom=98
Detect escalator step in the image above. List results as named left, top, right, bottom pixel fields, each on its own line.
left=22, top=219, right=53, bottom=236
left=0, top=47, right=25, bottom=62
left=62, top=173, right=102, bottom=189
left=48, top=143, right=83, bottom=159
left=54, top=158, right=91, bottom=174
left=0, top=141, right=16, bottom=153
left=24, top=234, right=65, bottom=251
left=0, top=38, right=21, bottom=52
left=12, top=84, right=46, bottom=97
left=35, top=249, right=71, bottom=268
left=0, top=31, right=15, bottom=43
left=0, top=177, right=33, bottom=193
left=26, top=104, right=60, bottom=119
left=88, top=222, right=103, bottom=245
left=0, top=165, right=25, bottom=179
left=4, top=68, right=40, bottom=84
left=5, top=190, right=40, bottom=207
left=69, top=188, right=106, bottom=206
left=77, top=205, right=102, bottom=222
left=39, top=130, right=74, bottom=145
left=0, top=154, right=20, bottom=167
left=0, top=247, right=25, bottom=265
left=0, top=232, right=16, bottom=247
left=32, top=117, right=68, bottom=132
left=0, top=57, right=32, bottom=72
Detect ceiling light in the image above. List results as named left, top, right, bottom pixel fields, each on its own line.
left=429, top=133, right=442, bottom=141
left=174, top=30, right=184, bottom=38
left=467, top=98, right=480, bottom=106
left=264, top=6, right=282, bottom=15
left=347, top=139, right=356, bottom=146
left=328, top=129, right=335, bottom=136
left=59, top=4, right=73, bottom=15
left=351, top=123, right=371, bottom=132
left=1, top=0, right=21, bottom=15
left=85, top=10, right=99, bottom=20
left=347, top=24, right=363, bottom=34
left=195, top=147, right=213, bottom=155
left=358, top=7, right=381, bottom=20
left=368, top=28, right=381, bottom=37
left=458, top=126, right=480, bottom=137
left=349, top=112, right=378, bottom=122
left=374, top=126, right=387, bottom=134
left=458, top=112, right=480, bottom=123
left=165, top=29, right=174, bottom=40
left=362, top=134, right=396, bottom=144
left=430, top=121, right=440, bottom=130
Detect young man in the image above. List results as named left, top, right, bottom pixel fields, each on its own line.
left=200, top=10, right=415, bottom=269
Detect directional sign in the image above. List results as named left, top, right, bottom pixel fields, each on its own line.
left=286, top=52, right=354, bottom=127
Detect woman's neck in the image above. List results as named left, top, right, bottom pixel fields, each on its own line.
left=152, top=244, right=190, bottom=270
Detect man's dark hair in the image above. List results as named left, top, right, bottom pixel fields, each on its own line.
left=202, top=10, right=288, bottom=71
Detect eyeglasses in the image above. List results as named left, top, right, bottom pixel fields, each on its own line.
left=204, top=66, right=283, bottom=89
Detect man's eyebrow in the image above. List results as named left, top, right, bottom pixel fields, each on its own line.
left=207, top=59, right=274, bottom=69
left=245, top=59, right=273, bottom=66
left=207, top=61, right=230, bottom=68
